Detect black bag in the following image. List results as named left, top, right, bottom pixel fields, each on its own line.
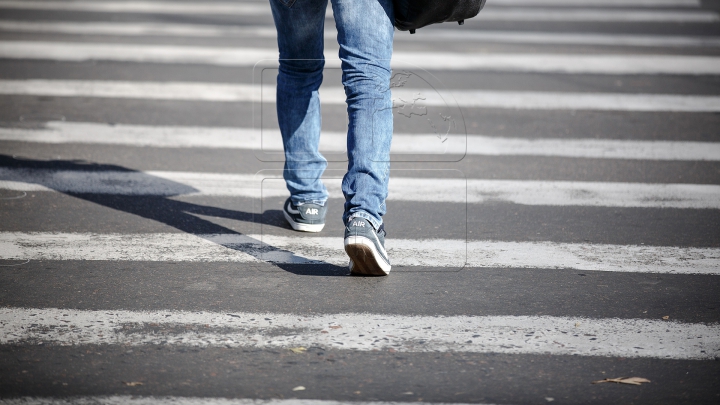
left=393, top=0, right=487, bottom=34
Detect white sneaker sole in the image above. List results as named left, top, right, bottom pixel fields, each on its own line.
left=283, top=210, right=325, bottom=233
left=344, top=235, right=391, bottom=276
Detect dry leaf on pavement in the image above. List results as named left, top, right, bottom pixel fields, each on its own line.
left=289, top=347, right=307, bottom=353
left=592, top=377, right=651, bottom=385
left=292, top=386, right=306, bottom=391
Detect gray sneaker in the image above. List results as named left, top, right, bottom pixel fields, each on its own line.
left=344, top=217, right=391, bottom=276
left=283, top=198, right=326, bottom=233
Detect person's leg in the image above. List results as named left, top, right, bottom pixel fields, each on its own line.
left=269, top=0, right=330, bottom=232
left=269, top=0, right=329, bottom=206
left=331, top=0, right=394, bottom=229
left=331, top=0, right=394, bottom=274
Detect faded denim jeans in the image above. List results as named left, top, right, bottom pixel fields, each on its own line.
left=269, top=0, right=394, bottom=229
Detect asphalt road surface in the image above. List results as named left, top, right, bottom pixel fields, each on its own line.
left=1, top=0, right=720, bottom=404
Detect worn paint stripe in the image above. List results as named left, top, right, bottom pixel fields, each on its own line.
left=0, top=1, right=271, bottom=15
left=473, top=8, right=719, bottom=22
left=0, top=232, right=718, bottom=275
left=1, top=168, right=719, bottom=209
left=1, top=80, right=718, bottom=112
left=0, top=397, right=497, bottom=405
left=1, top=307, right=718, bottom=359
left=2, top=121, right=719, bottom=161
left=490, top=0, right=701, bottom=6
left=0, top=1, right=714, bottom=21
left=0, top=20, right=280, bottom=38
left=3, top=22, right=719, bottom=48
left=398, top=30, right=720, bottom=48
left=2, top=42, right=720, bottom=75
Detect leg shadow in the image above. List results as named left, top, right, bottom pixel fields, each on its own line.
left=0, top=154, right=347, bottom=276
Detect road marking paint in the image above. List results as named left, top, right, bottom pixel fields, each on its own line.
left=400, top=30, right=720, bottom=48
left=1, top=232, right=719, bottom=274
left=1, top=80, right=718, bottom=112
left=3, top=121, right=720, bottom=161
left=2, top=41, right=720, bottom=75
left=0, top=397, right=498, bottom=405
left=3, top=22, right=719, bottom=48
left=1, top=307, right=718, bottom=359
left=2, top=168, right=720, bottom=209
left=447, top=90, right=720, bottom=112
left=0, top=20, right=279, bottom=38
left=490, top=0, right=701, bottom=6
left=0, top=1, right=713, bottom=21
left=0, top=42, right=278, bottom=67
left=473, top=8, right=719, bottom=22
left=0, top=1, right=271, bottom=15
left=395, top=52, right=720, bottom=75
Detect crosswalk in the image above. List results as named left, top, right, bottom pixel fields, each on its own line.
left=0, top=0, right=719, bottom=403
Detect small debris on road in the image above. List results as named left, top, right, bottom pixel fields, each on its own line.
left=292, top=386, right=306, bottom=391
left=122, top=381, right=144, bottom=386
left=289, top=347, right=307, bottom=354
left=662, top=316, right=670, bottom=320
left=592, top=377, right=651, bottom=385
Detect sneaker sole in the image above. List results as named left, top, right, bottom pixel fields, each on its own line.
left=344, top=236, right=391, bottom=276
left=283, top=210, right=325, bottom=233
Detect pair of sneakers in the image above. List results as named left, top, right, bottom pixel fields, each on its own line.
left=283, top=198, right=391, bottom=276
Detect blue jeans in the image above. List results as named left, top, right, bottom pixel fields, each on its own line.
left=269, top=0, right=394, bottom=229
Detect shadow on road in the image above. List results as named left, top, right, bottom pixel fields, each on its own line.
left=0, top=154, right=348, bottom=277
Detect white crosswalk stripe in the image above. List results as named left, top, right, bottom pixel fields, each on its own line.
left=2, top=307, right=718, bottom=359
left=2, top=168, right=719, bottom=209
left=490, top=0, right=701, bottom=6
left=0, top=2, right=715, bottom=22
left=0, top=398, right=498, bottom=405
left=3, top=41, right=720, bottom=75
left=4, top=121, right=720, bottom=161
left=0, top=1, right=272, bottom=15
left=472, top=8, right=719, bottom=22
left=1, top=232, right=718, bottom=274
left=2, top=80, right=719, bottom=112
left=3, top=21, right=720, bottom=48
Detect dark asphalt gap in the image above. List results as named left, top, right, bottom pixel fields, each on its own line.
left=3, top=59, right=720, bottom=96
left=2, top=97, right=720, bottom=142
left=2, top=142, right=720, bottom=184
left=0, top=261, right=719, bottom=322
left=2, top=190, right=719, bottom=247
left=1, top=345, right=718, bottom=405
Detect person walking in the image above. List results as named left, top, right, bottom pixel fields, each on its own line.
left=270, top=0, right=394, bottom=276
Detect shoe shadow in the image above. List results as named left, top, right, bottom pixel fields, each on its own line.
left=0, top=154, right=348, bottom=276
